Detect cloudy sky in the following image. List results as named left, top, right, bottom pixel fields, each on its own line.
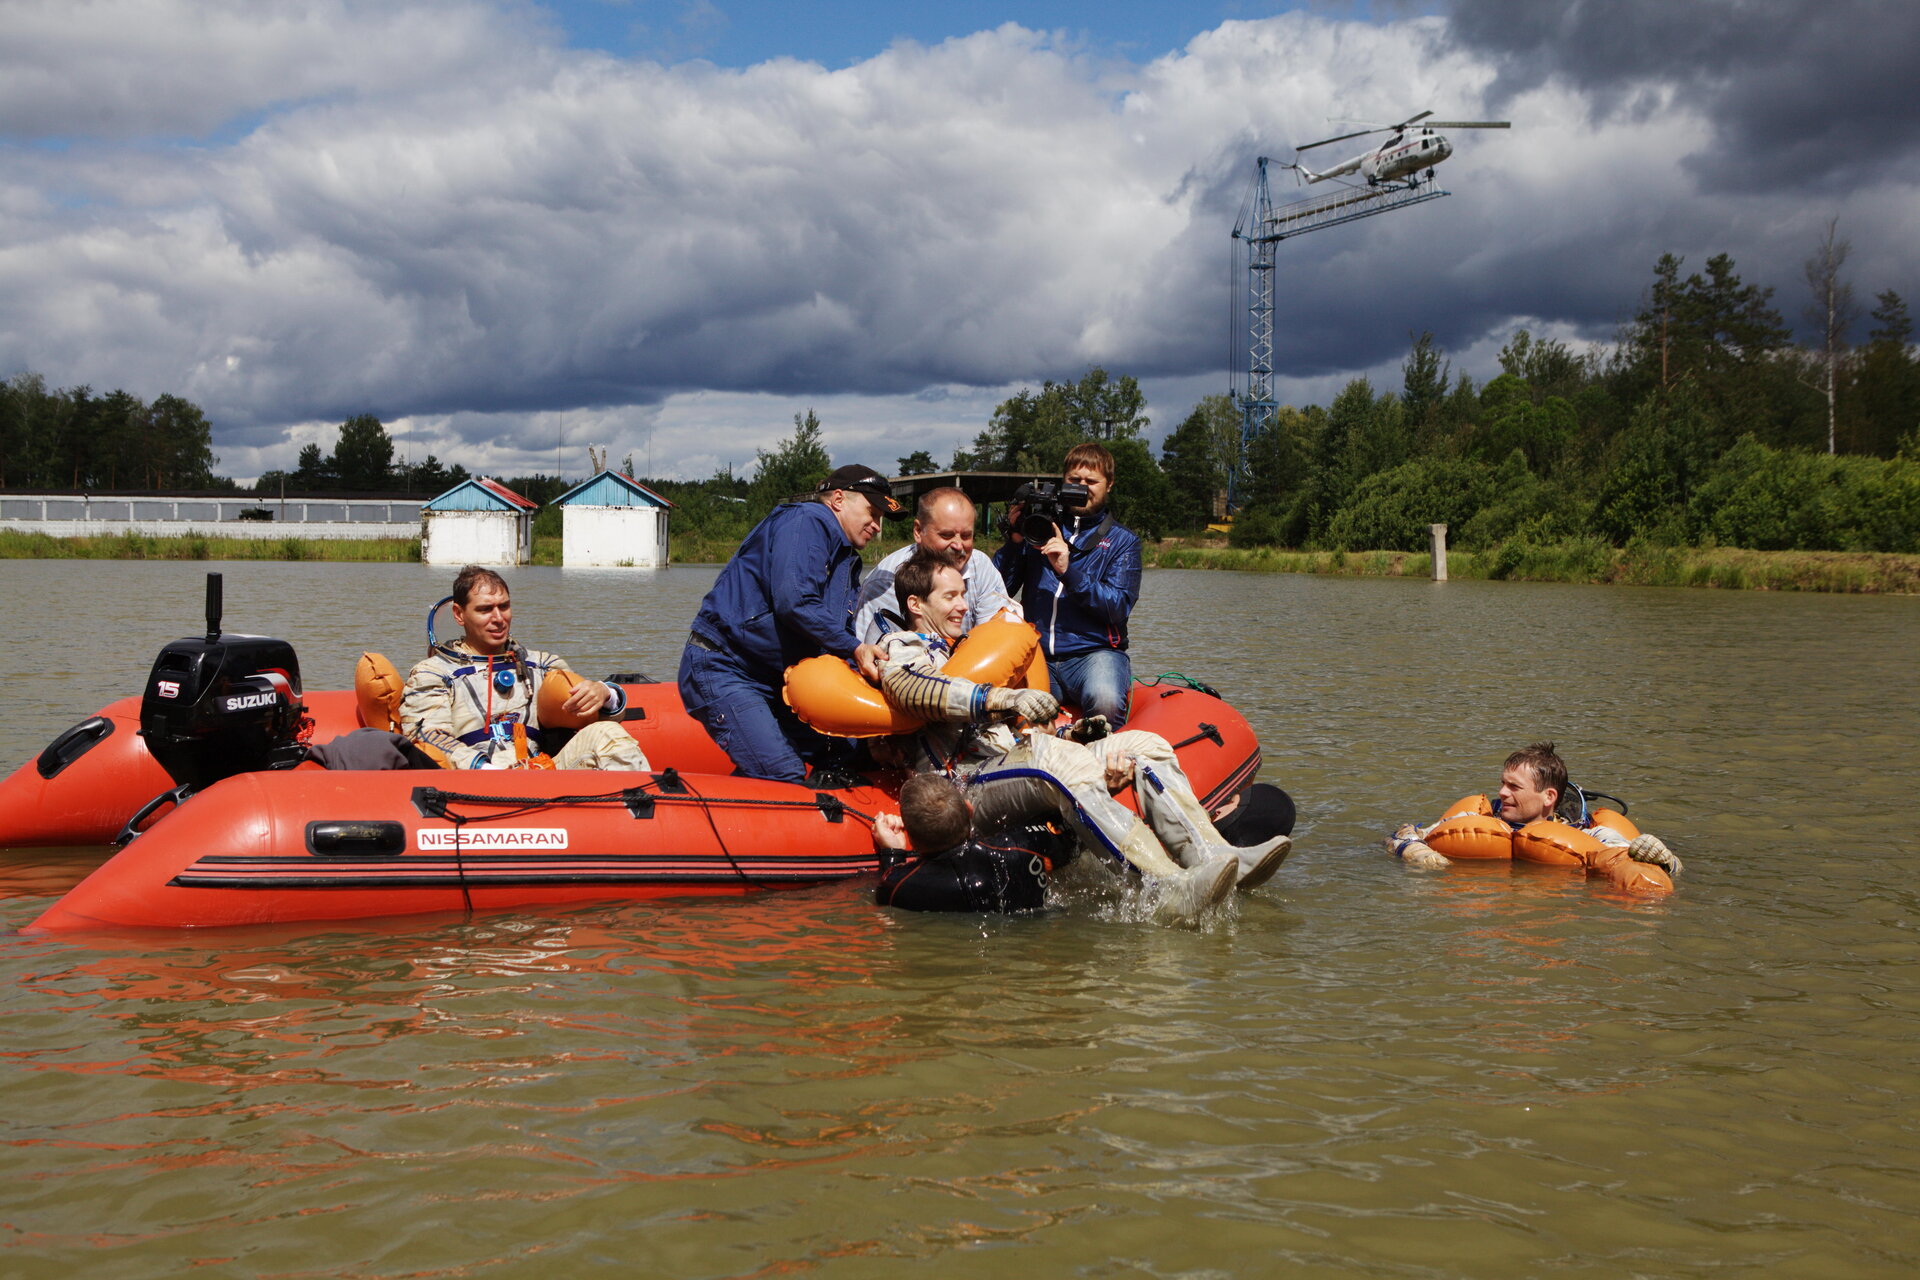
left=4, top=0, right=1916, bottom=483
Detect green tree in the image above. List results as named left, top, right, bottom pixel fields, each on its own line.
left=1241, top=404, right=1315, bottom=524
left=1471, top=375, right=1575, bottom=475
left=0, top=373, right=59, bottom=488
left=291, top=442, right=334, bottom=490
left=333, top=413, right=396, bottom=490
left=1159, top=394, right=1238, bottom=528
left=749, top=409, right=833, bottom=513
left=1105, top=436, right=1174, bottom=539
left=1497, top=329, right=1591, bottom=403
left=1590, top=386, right=1718, bottom=545
left=1323, top=456, right=1499, bottom=552
left=968, top=367, right=1149, bottom=473
left=896, top=449, right=938, bottom=477
left=1849, top=290, right=1916, bottom=458
left=399, top=455, right=470, bottom=494
left=1618, top=251, right=1801, bottom=451
left=147, top=393, right=217, bottom=488
left=93, top=390, right=145, bottom=488
left=1401, top=331, right=1450, bottom=443
left=1299, top=378, right=1408, bottom=543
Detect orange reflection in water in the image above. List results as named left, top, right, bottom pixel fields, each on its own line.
left=9, top=889, right=908, bottom=1139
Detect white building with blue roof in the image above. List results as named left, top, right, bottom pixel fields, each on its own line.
left=553, top=470, right=674, bottom=568
left=420, top=477, right=537, bottom=566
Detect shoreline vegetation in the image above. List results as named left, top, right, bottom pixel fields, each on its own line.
left=3, top=528, right=1915, bottom=594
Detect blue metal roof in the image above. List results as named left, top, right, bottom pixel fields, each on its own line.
left=552, top=470, right=674, bottom=509
left=423, top=478, right=537, bottom=512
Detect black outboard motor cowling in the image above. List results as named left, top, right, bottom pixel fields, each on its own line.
left=138, top=574, right=308, bottom=791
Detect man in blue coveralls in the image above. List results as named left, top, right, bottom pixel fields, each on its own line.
left=992, top=441, right=1142, bottom=727
left=679, top=463, right=903, bottom=783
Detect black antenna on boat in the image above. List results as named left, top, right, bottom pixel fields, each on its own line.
left=204, top=572, right=223, bottom=642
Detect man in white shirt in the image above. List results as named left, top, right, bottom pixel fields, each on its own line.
left=853, top=486, right=1015, bottom=642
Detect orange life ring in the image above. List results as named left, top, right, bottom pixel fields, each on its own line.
left=1512, top=819, right=1604, bottom=867
left=354, top=652, right=405, bottom=731
left=1425, top=810, right=1514, bottom=860
left=783, top=611, right=1044, bottom=738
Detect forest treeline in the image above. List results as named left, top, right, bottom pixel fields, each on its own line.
left=6, top=249, right=1918, bottom=556
left=1204, top=251, right=1920, bottom=556
left=667, top=251, right=1920, bottom=556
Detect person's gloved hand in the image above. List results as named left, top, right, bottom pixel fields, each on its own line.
left=1064, top=715, right=1110, bottom=744
left=1627, top=833, right=1682, bottom=877
left=984, top=686, right=1060, bottom=725
left=1385, top=823, right=1450, bottom=870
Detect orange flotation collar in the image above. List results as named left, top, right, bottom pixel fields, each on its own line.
left=783, top=610, right=1045, bottom=738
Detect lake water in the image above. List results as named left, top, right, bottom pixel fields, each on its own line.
left=2, top=560, right=1916, bottom=1278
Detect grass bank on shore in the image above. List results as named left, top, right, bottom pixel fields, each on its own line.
left=0, top=529, right=422, bottom=562
left=10, top=528, right=1914, bottom=593
left=1143, top=538, right=1920, bottom=594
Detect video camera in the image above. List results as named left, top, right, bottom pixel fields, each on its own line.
left=1004, top=479, right=1092, bottom=543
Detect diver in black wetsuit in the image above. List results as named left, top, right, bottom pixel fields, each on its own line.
left=872, top=773, right=1072, bottom=914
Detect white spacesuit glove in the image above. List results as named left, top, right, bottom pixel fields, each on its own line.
left=983, top=686, right=1060, bottom=725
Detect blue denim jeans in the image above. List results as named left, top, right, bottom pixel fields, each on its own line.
left=679, top=640, right=820, bottom=783
left=1047, top=648, right=1134, bottom=728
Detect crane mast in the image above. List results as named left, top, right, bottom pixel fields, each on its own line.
left=1229, top=159, right=1450, bottom=501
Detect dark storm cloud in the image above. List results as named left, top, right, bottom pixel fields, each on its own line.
left=1446, top=0, right=1920, bottom=192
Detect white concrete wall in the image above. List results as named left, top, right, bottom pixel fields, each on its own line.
left=0, top=520, right=417, bottom=540
left=0, top=496, right=422, bottom=523
left=562, top=506, right=669, bottom=567
left=422, top=511, right=530, bottom=565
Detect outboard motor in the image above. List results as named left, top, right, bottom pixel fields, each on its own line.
left=121, top=574, right=309, bottom=841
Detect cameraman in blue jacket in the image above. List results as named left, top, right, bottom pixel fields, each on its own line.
left=992, top=442, right=1142, bottom=727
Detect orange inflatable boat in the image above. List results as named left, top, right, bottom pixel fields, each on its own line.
left=15, top=574, right=1266, bottom=929
left=23, top=680, right=1261, bottom=931
left=0, top=684, right=734, bottom=849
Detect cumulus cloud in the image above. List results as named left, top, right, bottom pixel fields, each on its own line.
left=2, top=2, right=1915, bottom=480
left=0, top=0, right=553, bottom=140
left=1447, top=0, right=1920, bottom=193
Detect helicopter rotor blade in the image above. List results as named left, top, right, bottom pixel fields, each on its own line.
left=1389, top=109, right=1435, bottom=132
left=1296, top=125, right=1386, bottom=152
left=1423, top=121, right=1511, bottom=129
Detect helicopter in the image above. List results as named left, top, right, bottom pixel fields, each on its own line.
left=1293, top=110, right=1509, bottom=186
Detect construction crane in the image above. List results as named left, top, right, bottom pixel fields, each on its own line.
left=1229, top=159, right=1447, bottom=492
left=1228, top=113, right=1507, bottom=502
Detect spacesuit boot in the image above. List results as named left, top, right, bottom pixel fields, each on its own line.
left=1141, top=766, right=1292, bottom=891
left=1116, top=819, right=1237, bottom=925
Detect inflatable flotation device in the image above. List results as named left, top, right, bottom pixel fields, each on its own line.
left=874, top=822, right=1075, bottom=914
left=782, top=609, right=1047, bottom=738
left=355, top=652, right=406, bottom=732
left=535, top=667, right=595, bottom=730
left=1424, top=795, right=1515, bottom=861
left=1414, top=792, right=1670, bottom=894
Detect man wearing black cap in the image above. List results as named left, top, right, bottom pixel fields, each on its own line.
left=678, top=463, right=904, bottom=783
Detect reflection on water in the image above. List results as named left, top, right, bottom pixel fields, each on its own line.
left=3, top=562, right=1918, bottom=1278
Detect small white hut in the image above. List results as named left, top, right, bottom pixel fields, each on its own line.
left=553, top=470, right=674, bottom=568
left=420, top=478, right=537, bottom=566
